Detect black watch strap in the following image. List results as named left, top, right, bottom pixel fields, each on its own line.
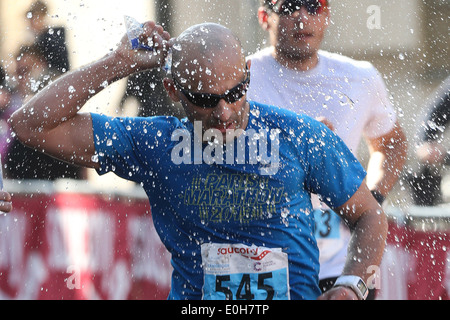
left=371, top=190, right=385, bottom=205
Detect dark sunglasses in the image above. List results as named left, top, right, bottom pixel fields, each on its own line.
left=173, top=68, right=250, bottom=109
left=271, top=0, right=327, bottom=16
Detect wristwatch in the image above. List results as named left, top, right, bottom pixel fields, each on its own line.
left=333, top=275, right=369, bottom=300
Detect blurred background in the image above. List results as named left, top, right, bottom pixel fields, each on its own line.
left=0, top=0, right=448, bottom=300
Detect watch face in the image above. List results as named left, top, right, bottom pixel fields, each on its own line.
left=357, top=280, right=368, bottom=294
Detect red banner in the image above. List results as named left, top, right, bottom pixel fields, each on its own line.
left=0, top=187, right=171, bottom=300
left=2, top=183, right=450, bottom=300
left=378, top=207, right=450, bottom=300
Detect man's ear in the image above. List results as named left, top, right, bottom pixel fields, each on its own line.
left=163, top=77, right=181, bottom=103
left=257, top=7, right=270, bottom=30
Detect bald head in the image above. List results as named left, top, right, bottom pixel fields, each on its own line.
left=171, top=23, right=246, bottom=91
left=164, top=23, right=251, bottom=138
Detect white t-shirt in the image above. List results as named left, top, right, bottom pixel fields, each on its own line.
left=247, top=47, right=397, bottom=280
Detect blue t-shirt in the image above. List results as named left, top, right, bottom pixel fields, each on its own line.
left=91, top=101, right=366, bottom=300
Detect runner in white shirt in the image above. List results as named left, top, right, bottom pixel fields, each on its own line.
left=247, top=0, right=407, bottom=298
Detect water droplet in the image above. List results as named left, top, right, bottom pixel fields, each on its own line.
left=251, top=109, right=260, bottom=118
left=172, top=43, right=182, bottom=51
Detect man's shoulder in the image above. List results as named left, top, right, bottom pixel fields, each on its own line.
left=249, top=101, right=321, bottom=133
left=247, top=47, right=274, bottom=64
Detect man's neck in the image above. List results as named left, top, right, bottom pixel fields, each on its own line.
left=272, top=48, right=320, bottom=71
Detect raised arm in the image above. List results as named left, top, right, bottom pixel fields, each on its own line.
left=9, top=21, right=170, bottom=169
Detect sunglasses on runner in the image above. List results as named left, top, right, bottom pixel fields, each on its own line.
left=173, top=68, right=250, bottom=109
left=270, top=0, right=327, bottom=16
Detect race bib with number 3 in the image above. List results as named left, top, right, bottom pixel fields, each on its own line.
left=201, top=243, right=290, bottom=300
left=313, top=209, right=341, bottom=239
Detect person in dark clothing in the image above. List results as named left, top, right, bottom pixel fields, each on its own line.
left=0, top=64, right=11, bottom=116
left=0, top=64, right=12, bottom=176
left=26, top=1, right=70, bottom=75
left=409, top=76, right=450, bottom=206
left=120, top=70, right=179, bottom=118
left=5, top=45, right=82, bottom=181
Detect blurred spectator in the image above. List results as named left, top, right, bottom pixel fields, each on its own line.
left=25, top=0, right=70, bottom=75
left=4, top=45, right=83, bottom=181
left=0, top=65, right=12, bottom=161
left=0, top=65, right=10, bottom=110
left=120, top=70, right=178, bottom=118
left=409, top=76, right=450, bottom=206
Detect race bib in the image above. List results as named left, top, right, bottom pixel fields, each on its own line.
left=201, top=243, right=290, bottom=300
left=313, top=209, right=341, bottom=239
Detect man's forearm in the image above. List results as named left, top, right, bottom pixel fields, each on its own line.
left=366, top=124, right=407, bottom=197
left=319, top=184, right=389, bottom=300
left=366, top=151, right=397, bottom=196
left=343, top=207, right=388, bottom=282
